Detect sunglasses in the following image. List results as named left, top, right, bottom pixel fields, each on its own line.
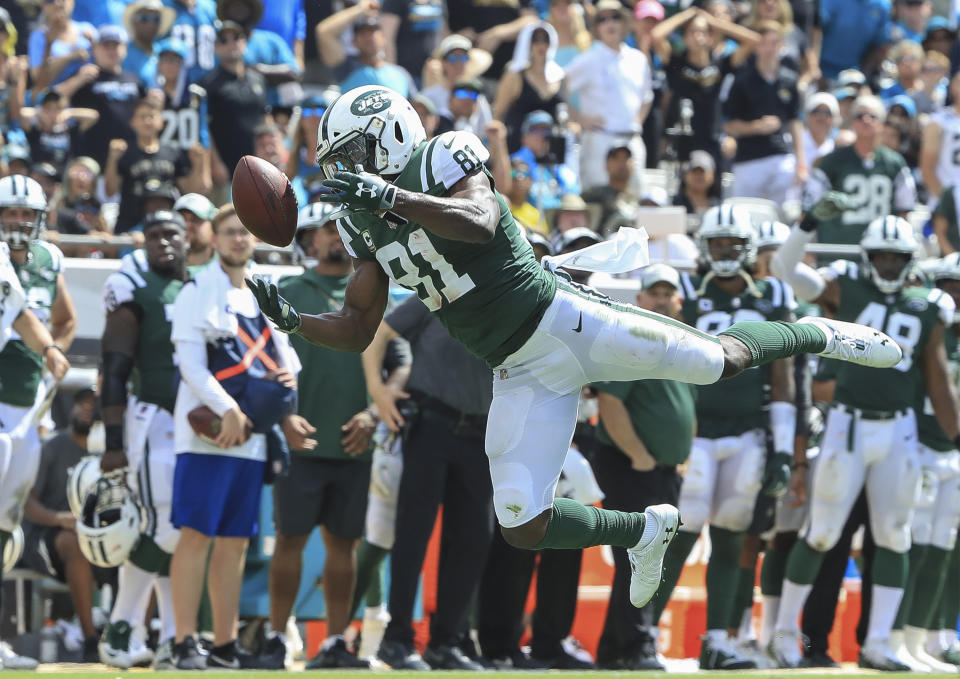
left=854, top=111, right=880, bottom=122
left=301, top=107, right=326, bottom=117
left=216, top=32, right=244, bottom=44
left=596, top=12, right=623, bottom=23
left=135, top=12, right=161, bottom=23
left=452, top=88, right=479, bottom=100
left=444, top=52, right=470, bottom=63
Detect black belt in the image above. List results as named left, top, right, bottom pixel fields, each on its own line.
left=837, top=404, right=910, bottom=421
left=409, top=390, right=487, bottom=437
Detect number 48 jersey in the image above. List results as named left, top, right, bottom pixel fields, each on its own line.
left=336, top=130, right=557, bottom=367
left=828, top=259, right=954, bottom=411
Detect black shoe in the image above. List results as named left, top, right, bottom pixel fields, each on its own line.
left=83, top=635, right=100, bottom=663
left=257, top=635, right=286, bottom=670
left=207, top=640, right=260, bottom=669
left=306, top=637, right=370, bottom=669
left=458, top=637, right=496, bottom=670
left=533, top=648, right=597, bottom=670
left=377, top=639, right=431, bottom=670
left=801, top=650, right=840, bottom=668
left=626, top=645, right=666, bottom=671
left=423, top=643, right=485, bottom=670
left=488, top=648, right=549, bottom=670
left=173, top=636, right=208, bottom=670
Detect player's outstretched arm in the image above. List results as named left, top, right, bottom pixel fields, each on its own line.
left=248, top=259, right=390, bottom=353
left=923, top=321, right=960, bottom=443
left=12, top=309, right=69, bottom=381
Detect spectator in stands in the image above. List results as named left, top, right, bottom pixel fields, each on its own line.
left=200, top=19, right=268, bottom=183
left=252, top=123, right=288, bottom=170
left=31, top=163, right=60, bottom=206
left=380, top=0, right=445, bottom=86
left=0, top=16, right=25, bottom=136
left=434, top=77, right=489, bottom=137
left=28, top=0, right=93, bottom=90
left=174, top=193, right=217, bottom=267
left=105, top=97, right=208, bottom=234
left=881, top=40, right=925, bottom=105
left=255, top=0, right=306, bottom=69
left=156, top=37, right=211, bottom=168
left=923, top=16, right=955, bottom=57
left=445, top=0, right=536, bottom=79
left=504, top=157, right=543, bottom=232
left=672, top=149, right=719, bottom=221
left=4, top=143, right=29, bottom=177
left=802, top=92, right=840, bottom=172
left=53, top=191, right=109, bottom=242
left=21, top=387, right=102, bottom=662
left=169, top=205, right=300, bottom=669
left=511, top=109, right=579, bottom=215
left=166, top=0, right=219, bottom=83
left=122, top=0, right=175, bottom=84
left=60, top=156, right=100, bottom=206
left=744, top=0, right=817, bottom=85
left=921, top=69, right=960, bottom=212
left=818, top=0, right=892, bottom=81
left=886, top=94, right=920, bottom=166
left=218, top=0, right=303, bottom=108
left=915, top=49, right=949, bottom=114
left=892, top=0, right=932, bottom=44
left=494, top=22, right=564, bottom=153
left=549, top=0, right=590, bottom=68
left=20, top=90, right=98, bottom=176
left=411, top=94, right=440, bottom=137
left=337, top=14, right=416, bottom=97
left=285, top=95, right=327, bottom=205
left=420, top=35, right=492, bottom=123
left=723, top=20, right=804, bottom=204
left=63, top=26, right=146, bottom=169
left=565, top=0, right=653, bottom=195
left=583, top=145, right=638, bottom=230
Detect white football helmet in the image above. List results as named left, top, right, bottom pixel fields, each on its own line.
left=3, top=525, right=23, bottom=573
left=0, top=174, right=47, bottom=249
left=698, top=204, right=756, bottom=277
left=755, top=220, right=791, bottom=251
left=68, top=456, right=105, bottom=518
left=315, top=85, right=426, bottom=179
left=294, top=202, right=337, bottom=263
left=76, top=476, right=141, bottom=568
left=935, top=252, right=960, bottom=283
left=860, top=215, right=917, bottom=294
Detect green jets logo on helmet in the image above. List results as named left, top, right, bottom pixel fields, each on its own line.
left=350, top=90, right=392, bottom=116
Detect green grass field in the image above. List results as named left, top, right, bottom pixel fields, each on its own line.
left=0, top=670, right=931, bottom=678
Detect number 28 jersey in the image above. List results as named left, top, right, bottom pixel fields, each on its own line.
left=336, top=131, right=557, bottom=367
left=827, top=259, right=954, bottom=411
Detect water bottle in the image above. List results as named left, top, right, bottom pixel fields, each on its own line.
left=39, top=620, right=58, bottom=664
left=679, top=98, right=694, bottom=136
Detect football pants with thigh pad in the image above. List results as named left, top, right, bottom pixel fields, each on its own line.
left=712, top=429, right=767, bottom=532
left=865, top=411, right=920, bottom=553
left=677, top=438, right=719, bottom=532
left=0, top=403, right=40, bottom=532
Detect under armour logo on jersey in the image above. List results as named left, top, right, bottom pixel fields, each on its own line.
left=355, top=185, right=379, bottom=199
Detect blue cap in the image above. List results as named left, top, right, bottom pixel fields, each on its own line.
left=96, top=24, right=128, bottom=44
left=521, top=110, right=554, bottom=135
left=832, top=86, right=857, bottom=101
left=889, top=94, right=917, bottom=118
left=926, top=15, right=955, bottom=37
left=156, top=36, right=188, bottom=60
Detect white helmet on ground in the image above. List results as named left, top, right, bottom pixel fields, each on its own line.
left=315, top=85, right=426, bottom=178
left=67, top=456, right=104, bottom=518
left=755, top=220, right=791, bottom=251
left=0, top=174, right=47, bottom=249
left=76, top=477, right=141, bottom=568
left=3, top=525, right=23, bottom=572
left=698, top=204, right=756, bottom=277
left=860, top=215, right=917, bottom=294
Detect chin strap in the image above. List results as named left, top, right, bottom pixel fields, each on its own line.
left=694, top=269, right=762, bottom=298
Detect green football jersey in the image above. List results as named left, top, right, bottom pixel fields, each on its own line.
left=335, top=130, right=557, bottom=367
left=917, top=323, right=959, bottom=451
left=0, top=241, right=63, bottom=407
left=103, top=267, right=187, bottom=413
left=805, top=145, right=915, bottom=247
left=679, top=272, right=795, bottom=436
left=827, top=260, right=953, bottom=411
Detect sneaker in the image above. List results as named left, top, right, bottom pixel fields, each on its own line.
left=767, top=630, right=802, bottom=668
left=698, top=635, right=757, bottom=670
left=358, top=606, right=390, bottom=660
left=626, top=642, right=665, bottom=671
left=627, top=504, right=681, bottom=608
left=891, top=630, right=932, bottom=672
left=153, top=638, right=175, bottom=670
left=800, top=650, right=840, bottom=668
left=99, top=621, right=133, bottom=668
left=173, top=636, right=209, bottom=670
left=736, top=638, right=775, bottom=669
left=207, top=640, right=259, bottom=669
left=0, top=641, right=38, bottom=669
left=258, top=634, right=287, bottom=670
left=306, top=636, right=369, bottom=669
left=423, top=643, right=484, bottom=670
left=489, top=648, right=549, bottom=670
left=799, top=317, right=903, bottom=369
left=859, top=638, right=912, bottom=671
left=944, top=642, right=960, bottom=665
left=129, top=636, right=155, bottom=667
left=905, top=626, right=957, bottom=673
left=377, top=639, right=430, bottom=670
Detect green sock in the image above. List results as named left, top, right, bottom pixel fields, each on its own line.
left=653, top=529, right=699, bottom=623
left=874, top=546, right=909, bottom=589
left=720, top=321, right=828, bottom=368
left=761, top=547, right=790, bottom=596
left=531, top=498, right=646, bottom=550
left=350, top=540, right=390, bottom=617
left=941, top=540, right=960, bottom=631
left=895, top=543, right=928, bottom=629
left=706, top=527, right=744, bottom=630
left=907, top=546, right=950, bottom=629
left=730, top=565, right=756, bottom=630
left=785, top=540, right=826, bottom=586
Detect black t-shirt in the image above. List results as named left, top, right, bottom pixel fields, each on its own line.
left=722, top=56, right=800, bottom=162
left=199, top=66, right=268, bottom=177
left=382, top=0, right=447, bottom=81
left=446, top=0, right=533, bottom=78
left=114, top=143, right=190, bottom=233
left=71, top=70, right=145, bottom=168
left=665, top=50, right=733, bottom=146
left=25, top=121, right=82, bottom=175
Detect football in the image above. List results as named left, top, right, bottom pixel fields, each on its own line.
left=187, top=406, right=253, bottom=446
left=232, top=155, right=299, bottom=247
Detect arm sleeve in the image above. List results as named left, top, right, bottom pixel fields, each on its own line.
left=174, top=338, right=239, bottom=416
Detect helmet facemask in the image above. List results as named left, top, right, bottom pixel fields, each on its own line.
left=864, top=249, right=914, bottom=294
left=318, top=117, right=392, bottom=179
left=0, top=208, right=43, bottom=250
left=703, top=236, right=753, bottom=277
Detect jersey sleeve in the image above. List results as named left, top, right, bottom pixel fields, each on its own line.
left=928, top=287, right=956, bottom=326
left=425, top=131, right=491, bottom=191
left=102, top=272, right=137, bottom=313
left=35, top=241, right=64, bottom=274
left=335, top=211, right=381, bottom=261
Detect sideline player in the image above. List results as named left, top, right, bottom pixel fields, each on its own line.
left=98, top=211, right=191, bottom=669
left=246, top=86, right=902, bottom=615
